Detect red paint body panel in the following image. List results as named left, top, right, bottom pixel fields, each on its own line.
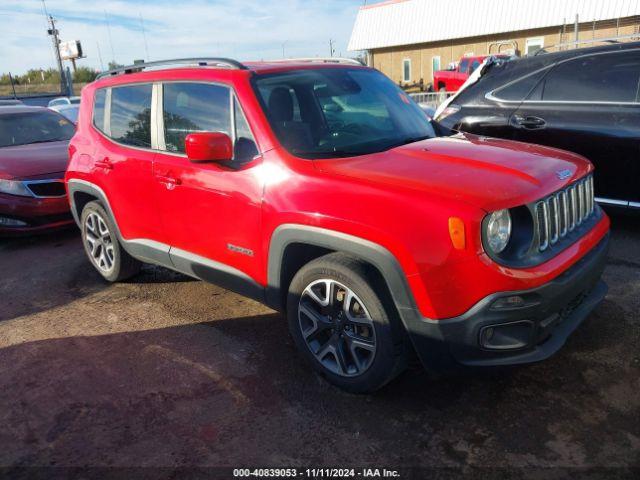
left=0, top=140, right=70, bottom=179
left=66, top=63, right=609, bottom=320
left=0, top=192, right=72, bottom=235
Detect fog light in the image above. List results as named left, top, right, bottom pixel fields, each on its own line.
left=0, top=216, right=27, bottom=227
left=491, top=295, right=525, bottom=310
left=479, top=321, right=534, bottom=350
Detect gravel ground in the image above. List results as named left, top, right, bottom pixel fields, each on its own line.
left=0, top=213, right=638, bottom=479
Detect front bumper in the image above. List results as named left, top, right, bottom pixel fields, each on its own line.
left=407, top=233, right=609, bottom=371
left=0, top=192, right=73, bottom=236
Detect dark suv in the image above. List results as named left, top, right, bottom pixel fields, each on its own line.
left=435, top=41, right=640, bottom=209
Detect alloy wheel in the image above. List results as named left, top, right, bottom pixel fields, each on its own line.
left=84, top=212, right=115, bottom=274
left=298, top=279, right=377, bottom=377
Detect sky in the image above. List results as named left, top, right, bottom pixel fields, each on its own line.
left=0, top=0, right=367, bottom=74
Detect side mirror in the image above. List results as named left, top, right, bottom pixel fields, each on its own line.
left=185, top=132, right=233, bottom=163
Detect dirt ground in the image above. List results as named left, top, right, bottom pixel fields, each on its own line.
left=0, top=213, right=639, bottom=479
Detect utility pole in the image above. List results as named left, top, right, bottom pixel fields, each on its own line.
left=46, top=14, right=66, bottom=94
left=329, top=39, right=335, bottom=57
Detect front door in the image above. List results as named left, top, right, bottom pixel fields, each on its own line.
left=152, top=81, right=264, bottom=286
left=508, top=50, right=640, bottom=204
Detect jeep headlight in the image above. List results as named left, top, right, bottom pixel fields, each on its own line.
left=0, top=179, right=32, bottom=197
left=485, top=209, right=512, bottom=254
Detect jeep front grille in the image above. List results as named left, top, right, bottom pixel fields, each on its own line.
left=535, top=175, right=594, bottom=252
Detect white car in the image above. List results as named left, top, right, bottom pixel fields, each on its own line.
left=49, top=104, right=79, bottom=124
left=47, top=96, right=80, bottom=107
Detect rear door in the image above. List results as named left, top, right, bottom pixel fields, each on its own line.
left=91, top=84, right=163, bottom=242
left=508, top=50, right=640, bottom=204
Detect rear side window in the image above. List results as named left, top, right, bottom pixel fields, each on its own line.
left=540, top=52, right=640, bottom=103
left=110, top=84, right=153, bottom=147
left=93, top=89, right=106, bottom=132
left=163, top=83, right=231, bottom=153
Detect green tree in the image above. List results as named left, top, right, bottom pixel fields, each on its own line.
left=73, top=66, right=98, bottom=83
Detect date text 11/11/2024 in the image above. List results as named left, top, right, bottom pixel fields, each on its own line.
left=233, top=468, right=401, bottom=478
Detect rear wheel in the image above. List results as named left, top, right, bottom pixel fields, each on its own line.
left=287, top=253, right=408, bottom=393
left=80, top=201, right=141, bottom=282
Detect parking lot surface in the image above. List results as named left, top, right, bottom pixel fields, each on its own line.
left=1, top=214, right=639, bottom=477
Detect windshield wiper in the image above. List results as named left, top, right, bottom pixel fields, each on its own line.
left=26, top=138, right=68, bottom=145
left=293, top=149, right=357, bottom=159
left=385, top=135, right=432, bottom=150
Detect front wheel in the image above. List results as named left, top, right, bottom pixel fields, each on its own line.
left=287, top=253, right=408, bottom=393
left=80, top=201, right=141, bottom=282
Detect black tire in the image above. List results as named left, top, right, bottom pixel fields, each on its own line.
left=287, top=252, right=408, bottom=393
left=80, top=201, right=141, bottom=282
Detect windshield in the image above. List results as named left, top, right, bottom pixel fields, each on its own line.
left=0, top=110, right=75, bottom=148
left=253, top=68, right=435, bottom=159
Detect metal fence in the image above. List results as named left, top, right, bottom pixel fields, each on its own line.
left=409, top=91, right=455, bottom=109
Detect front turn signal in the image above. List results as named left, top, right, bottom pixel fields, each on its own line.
left=448, top=217, right=466, bottom=250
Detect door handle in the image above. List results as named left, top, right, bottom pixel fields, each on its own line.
left=513, top=115, right=546, bottom=130
left=95, top=158, right=113, bottom=170
left=155, top=174, right=181, bottom=188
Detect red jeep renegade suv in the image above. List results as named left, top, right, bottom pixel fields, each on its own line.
left=65, top=58, right=610, bottom=392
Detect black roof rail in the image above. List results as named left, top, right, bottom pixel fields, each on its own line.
left=263, top=57, right=364, bottom=66
left=96, top=57, right=247, bottom=79
left=534, top=33, right=640, bottom=56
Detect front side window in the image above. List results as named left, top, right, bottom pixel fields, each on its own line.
left=253, top=68, right=435, bottom=159
left=0, top=110, right=75, bottom=148
left=110, top=84, right=152, bottom=147
left=459, top=59, right=470, bottom=73
left=469, top=59, right=481, bottom=74
left=233, top=98, right=258, bottom=163
left=540, top=52, right=640, bottom=103
left=162, top=83, right=231, bottom=154
left=492, top=68, right=549, bottom=101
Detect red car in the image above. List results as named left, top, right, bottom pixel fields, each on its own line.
left=433, top=55, right=507, bottom=92
left=0, top=106, right=75, bottom=235
left=66, top=58, right=609, bottom=392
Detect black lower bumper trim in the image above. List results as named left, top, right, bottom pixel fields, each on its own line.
left=403, top=234, right=609, bottom=372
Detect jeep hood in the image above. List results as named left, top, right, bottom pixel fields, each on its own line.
left=0, top=140, right=69, bottom=180
left=314, top=133, right=593, bottom=212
